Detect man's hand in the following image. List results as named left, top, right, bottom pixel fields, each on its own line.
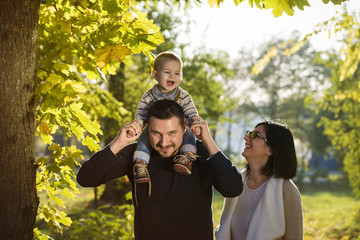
left=109, top=120, right=142, bottom=154
left=190, top=116, right=219, bottom=156
left=190, top=116, right=210, bottom=142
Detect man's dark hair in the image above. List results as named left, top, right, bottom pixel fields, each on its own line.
left=147, top=100, right=185, bottom=126
left=246, top=120, right=298, bottom=179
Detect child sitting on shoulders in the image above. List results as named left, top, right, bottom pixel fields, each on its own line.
left=131, top=51, right=200, bottom=187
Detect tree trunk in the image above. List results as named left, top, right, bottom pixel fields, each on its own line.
left=0, top=0, right=40, bottom=239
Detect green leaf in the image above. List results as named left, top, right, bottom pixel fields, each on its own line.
left=53, top=62, right=70, bottom=76
left=69, top=102, right=102, bottom=136
left=35, top=157, right=49, bottom=166
left=60, top=187, right=76, bottom=199
left=47, top=189, right=65, bottom=207
left=86, top=70, right=98, bottom=80
left=40, top=133, right=53, bottom=145
left=325, top=0, right=345, bottom=4
left=289, top=0, right=310, bottom=10
left=47, top=73, right=64, bottom=85
left=233, top=0, right=245, bottom=6
left=263, top=0, right=294, bottom=17
left=59, top=215, right=72, bottom=226
left=33, top=228, right=54, bottom=240
left=83, top=135, right=101, bottom=152
left=70, top=123, right=85, bottom=141
left=102, top=0, right=121, bottom=14
left=64, top=80, right=87, bottom=93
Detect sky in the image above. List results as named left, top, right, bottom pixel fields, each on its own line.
left=175, top=0, right=360, bottom=157
left=177, top=0, right=360, bottom=58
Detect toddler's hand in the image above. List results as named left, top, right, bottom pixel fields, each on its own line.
left=126, top=119, right=142, bottom=138
left=189, top=117, right=201, bottom=135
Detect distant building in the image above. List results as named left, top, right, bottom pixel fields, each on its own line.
left=310, top=151, right=338, bottom=172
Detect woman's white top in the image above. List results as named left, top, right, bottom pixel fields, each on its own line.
left=230, top=175, right=269, bottom=240
left=215, top=169, right=303, bottom=240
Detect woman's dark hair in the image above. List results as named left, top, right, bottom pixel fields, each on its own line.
left=246, top=120, right=298, bottom=179
left=147, top=99, right=185, bottom=126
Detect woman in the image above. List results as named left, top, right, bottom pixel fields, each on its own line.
left=215, top=120, right=303, bottom=240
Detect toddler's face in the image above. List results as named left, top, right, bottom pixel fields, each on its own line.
left=153, top=59, right=182, bottom=93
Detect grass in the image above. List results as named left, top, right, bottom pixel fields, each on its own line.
left=302, top=190, right=359, bottom=240
left=36, top=177, right=360, bottom=240
left=300, top=181, right=360, bottom=240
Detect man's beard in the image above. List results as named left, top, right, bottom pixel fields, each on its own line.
left=156, top=144, right=181, bottom=158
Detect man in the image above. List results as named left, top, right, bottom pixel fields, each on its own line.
left=77, top=100, right=243, bottom=240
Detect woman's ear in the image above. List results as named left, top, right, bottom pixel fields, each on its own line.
left=265, top=149, right=272, bottom=156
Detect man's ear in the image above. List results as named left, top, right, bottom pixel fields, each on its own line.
left=182, top=121, right=186, bottom=133
left=151, top=70, right=157, bottom=80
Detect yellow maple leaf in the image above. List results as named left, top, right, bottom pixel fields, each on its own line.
left=112, top=44, right=132, bottom=62
left=208, top=0, right=220, bottom=8
left=39, top=122, right=52, bottom=135
left=95, top=45, right=132, bottom=68
left=95, top=45, right=112, bottom=57
left=95, top=46, right=112, bottom=69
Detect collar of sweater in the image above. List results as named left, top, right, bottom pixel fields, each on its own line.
left=153, top=84, right=179, bottom=100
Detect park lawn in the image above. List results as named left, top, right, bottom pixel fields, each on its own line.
left=37, top=181, right=360, bottom=239
left=212, top=190, right=225, bottom=229
left=301, top=189, right=360, bottom=240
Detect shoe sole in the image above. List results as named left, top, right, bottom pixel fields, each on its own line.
left=135, top=178, right=150, bottom=183
left=173, top=164, right=191, bottom=175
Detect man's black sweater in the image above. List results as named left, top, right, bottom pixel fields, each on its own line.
left=77, top=141, right=243, bottom=240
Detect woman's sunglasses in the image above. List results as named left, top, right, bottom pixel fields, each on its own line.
left=245, top=130, right=267, bottom=142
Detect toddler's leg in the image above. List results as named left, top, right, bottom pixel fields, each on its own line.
left=133, top=127, right=151, bottom=184
left=173, top=126, right=199, bottom=175
left=133, top=126, right=152, bottom=206
left=180, top=126, right=197, bottom=155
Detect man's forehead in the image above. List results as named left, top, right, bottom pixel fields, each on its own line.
left=148, top=116, right=183, bottom=130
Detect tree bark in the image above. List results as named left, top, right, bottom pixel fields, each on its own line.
left=0, top=0, right=40, bottom=239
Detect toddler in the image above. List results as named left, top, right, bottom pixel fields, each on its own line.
left=131, top=51, right=199, bottom=187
